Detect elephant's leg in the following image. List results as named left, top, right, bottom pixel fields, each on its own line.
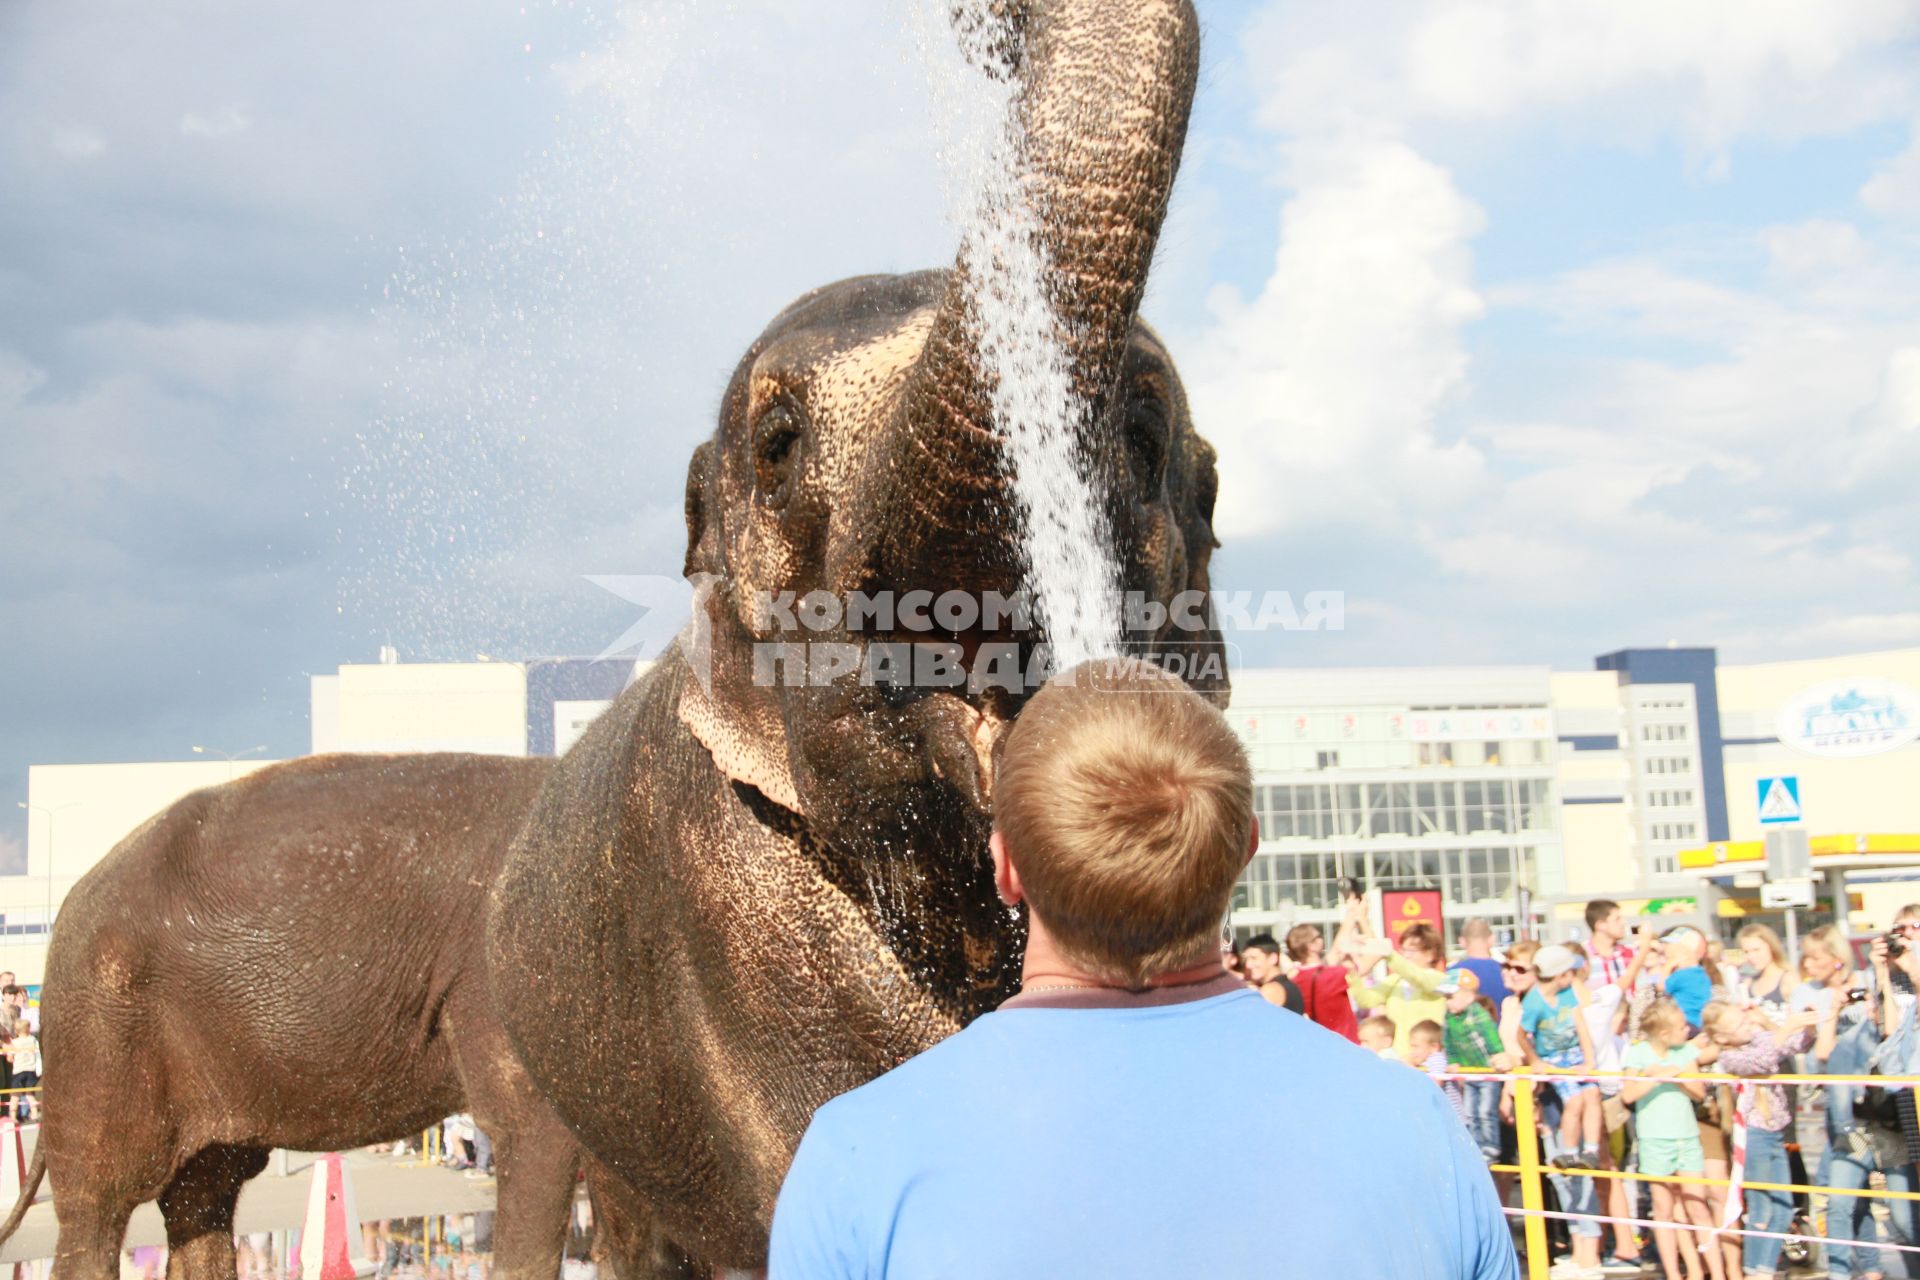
left=585, top=1168, right=700, bottom=1280
left=157, top=1144, right=269, bottom=1280
left=483, top=1120, right=581, bottom=1280
left=51, top=1191, right=141, bottom=1280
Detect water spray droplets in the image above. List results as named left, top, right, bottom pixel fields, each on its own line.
left=912, top=0, right=1122, bottom=672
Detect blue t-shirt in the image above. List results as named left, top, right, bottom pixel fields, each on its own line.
left=1520, top=985, right=1584, bottom=1064
left=1451, top=956, right=1510, bottom=1009
left=769, top=988, right=1517, bottom=1279
left=1664, top=966, right=1712, bottom=1030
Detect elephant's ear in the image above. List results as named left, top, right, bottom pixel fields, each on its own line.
left=674, top=575, right=806, bottom=816
left=683, top=440, right=720, bottom=579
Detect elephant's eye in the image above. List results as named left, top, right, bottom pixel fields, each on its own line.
left=1124, top=394, right=1169, bottom=499
left=753, top=404, right=804, bottom=509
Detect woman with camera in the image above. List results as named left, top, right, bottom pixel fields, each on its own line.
left=1798, top=921, right=1919, bottom=1279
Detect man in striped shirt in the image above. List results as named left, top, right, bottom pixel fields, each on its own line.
left=1583, top=899, right=1637, bottom=993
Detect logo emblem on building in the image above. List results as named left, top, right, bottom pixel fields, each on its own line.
left=1776, top=678, right=1920, bottom=758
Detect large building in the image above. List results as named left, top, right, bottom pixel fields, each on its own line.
left=1224, top=666, right=1562, bottom=942
left=8, top=643, right=1917, bottom=979
left=2, top=654, right=637, bottom=980
left=1226, top=645, right=1920, bottom=948
left=309, top=651, right=637, bottom=756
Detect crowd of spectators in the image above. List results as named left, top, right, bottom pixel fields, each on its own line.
left=0, top=970, right=42, bottom=1121
left=1225, top=900, right=1920, bottom=1280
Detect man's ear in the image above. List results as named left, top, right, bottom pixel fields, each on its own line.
left=683, top=440, right=720, bottom=579
left=990, top=829, right=1023, bottom=908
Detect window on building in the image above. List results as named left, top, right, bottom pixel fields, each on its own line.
left=1316, top=749, right=1340, bottom=770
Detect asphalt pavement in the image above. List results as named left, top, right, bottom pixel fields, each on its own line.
left=0, top=1140, right=498, bottom=1264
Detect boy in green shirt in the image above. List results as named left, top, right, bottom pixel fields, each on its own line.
left=1442, top=970, right=1505, bottom=1160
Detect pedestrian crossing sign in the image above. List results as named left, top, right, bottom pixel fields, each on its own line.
left=1757, top=775, right=1801, bottom=826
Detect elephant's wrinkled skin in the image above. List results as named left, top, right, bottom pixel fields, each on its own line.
left=487, top=1, right=1215, bottom=1270
left=22, top=754, right=665, bottom=1280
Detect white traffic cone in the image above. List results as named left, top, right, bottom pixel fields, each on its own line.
left=290, top=1153, right=375, bottom=1280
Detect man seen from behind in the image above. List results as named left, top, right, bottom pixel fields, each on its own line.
left=769, top=658, right=1517, bottom=1279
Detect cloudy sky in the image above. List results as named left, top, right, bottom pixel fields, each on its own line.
left=5, top=0, right=1920, bottom=860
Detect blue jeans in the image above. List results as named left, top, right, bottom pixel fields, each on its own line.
left=472, top=1125, right=493, bottom=1175
left=1462, top=1081, right=1501, bottom=1160
left=1826, top=1012, right=1882, bottom=1137
left=1825, top=1134, right=1918, bottom=1279
left=1539, top=1088, right=1601, bottom=1239
left=1742, top=1125, right=1791, bottom=1274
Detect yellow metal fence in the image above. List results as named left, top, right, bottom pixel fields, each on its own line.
left=1483, top=1065, right=1920, bottom=1280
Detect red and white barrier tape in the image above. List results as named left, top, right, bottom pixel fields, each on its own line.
left=1509, top=1206, right=1920, bottom=1257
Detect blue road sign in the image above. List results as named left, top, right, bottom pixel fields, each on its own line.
left=1757, top=775, right=1802, bottom=826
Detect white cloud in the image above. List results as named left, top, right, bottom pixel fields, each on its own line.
left=1250, top=0, right=1920, bottom=164
left=1863, top=121, right=1920, bottom=218
left=1182, top=141, right=1487, bottom=539
left=1183, top=0, right=1920, bottom=664
left=1866, top=347, right=1920, bottom=433
left=0, top=350, right=45, bottom=408
left=49, top=126, right=105, bottom=160
left=179, top=106, right=250, bottom=139
left=1762, top=219, right=1871, bottom=279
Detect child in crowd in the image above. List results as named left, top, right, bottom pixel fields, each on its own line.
left=1519, top=943, right=1603, bottom=1169
left=1405, top=1019, right=1448, bottom=1074
left=1695, top=1000, right=1820, bottom=1280
left=4, top=1018, right=37, bottom=1121
left=1442, top=970, right=1506, bottom=1161
left=1357, top=1015, right=1397, bottom=1061
left=1658, top=927, right=1714, bottom=1032
left=1622, top=1000, right=1722, bottom=1280
left=1404, top=1020, right=1466, bottom=1125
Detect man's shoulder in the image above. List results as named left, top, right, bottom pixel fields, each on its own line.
left=822, top=989, right=1367, bottom=1115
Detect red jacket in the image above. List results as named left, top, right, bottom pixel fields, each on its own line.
left=1293, top=964, right=1359, bottom=1042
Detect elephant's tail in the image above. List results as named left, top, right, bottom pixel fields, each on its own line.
left=0, top=1140, right=46, bottom=1247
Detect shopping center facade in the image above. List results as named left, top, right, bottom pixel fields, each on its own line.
left=9, top=643, right=1918, bottom=976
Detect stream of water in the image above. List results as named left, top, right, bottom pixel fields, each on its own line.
left=912, top=1, right=1124, bottom=674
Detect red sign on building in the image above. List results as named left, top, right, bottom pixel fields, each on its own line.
left=1380, top=888, right=1446, bottom=946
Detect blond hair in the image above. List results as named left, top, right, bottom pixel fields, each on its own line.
left=1736, top=923, right=1788, bottom=969
left=1699, top=999, right=1739, bottom=1032
left=1801, top=924, right=1851, bottom=977
left=994, top=658, right=1252, bottom=988
left=1638, top=997, right=1687, bottom=1040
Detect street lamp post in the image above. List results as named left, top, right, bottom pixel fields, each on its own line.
left=17, top=800, right=80, bottom=943
left=192, top=744, right=268, bottom=781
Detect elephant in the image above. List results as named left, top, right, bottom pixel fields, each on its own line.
left=485, top=0, right=1216, bottom=1271
left=6, top=753, right=671, bottom=1280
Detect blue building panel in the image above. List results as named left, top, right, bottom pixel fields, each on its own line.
left=1594, top=647, right=1729, bottom=842
left=525, top=657, right=637, bottom=756
left=1559, top=734, right=1621, bottom=752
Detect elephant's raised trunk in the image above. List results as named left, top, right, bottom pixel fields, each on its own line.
left=869, top=0, right=1201, bottom=592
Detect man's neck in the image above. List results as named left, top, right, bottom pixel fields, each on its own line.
left=1019, top=918, right=1221, bottom=993
left=1592, top=935, right=1621, bottom=957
